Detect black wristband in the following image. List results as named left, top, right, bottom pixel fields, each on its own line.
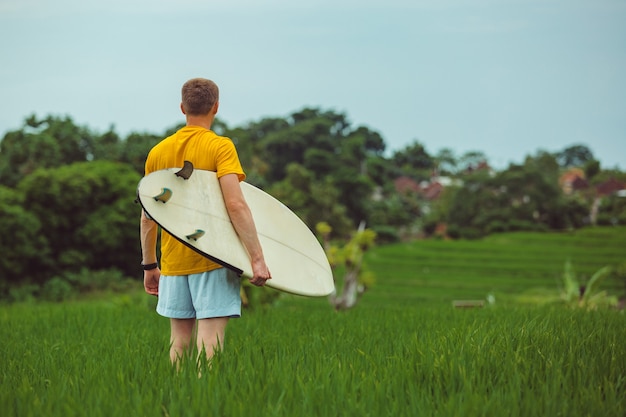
left=142, top=262, right=158, bottom=271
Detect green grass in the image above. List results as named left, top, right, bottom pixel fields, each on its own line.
left=2, top=227, right=625, bottom=416
left=365, top=226, right=626, bottom=305
left=2, top=300, right=625, bottom=416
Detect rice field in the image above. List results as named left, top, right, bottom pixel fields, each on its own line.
left=2, top=227, right=625, bottom=416
left=366, top=226, right=626, bottom=305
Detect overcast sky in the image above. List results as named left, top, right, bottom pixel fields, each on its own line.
left=1, top=0, right=624, bottom=169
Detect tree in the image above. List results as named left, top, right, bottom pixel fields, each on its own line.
left=0, top=114, right=98, bottom=187
left=261, top=129, right=307, bottom=182
left=523, top=150, right=560, bottom=182
left=556, top=144, right=594, bottom=168
left=0, top=130, right=62, bottom=187
left=446, top=170, right=492, bottom=238
left=244, top=108, right=389, bottom=228
left=91, top=127, right=122, bottom=161
left=391, top=140, right=434, bottom=180
left=445, top=159, right=578, bottom=237
left=458, top=150, right=488, bottom=173
left=584, top=159, right=601, bottom=181
left=0, top=186, right=50, bottom=284
left=119, top=132, right=161, bottom=174
left=268, top=163, right=352, bottom=236
left=259, top=110, right=341, bottom=182
left=17, top=161, right=141, bottom=279
left=434, top=147, right=457, bottom=175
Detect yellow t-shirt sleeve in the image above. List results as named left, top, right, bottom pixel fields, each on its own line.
left=215, top=138, right=246, bottom=182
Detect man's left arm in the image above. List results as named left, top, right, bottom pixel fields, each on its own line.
left=140, top=210, right=160, bottom=295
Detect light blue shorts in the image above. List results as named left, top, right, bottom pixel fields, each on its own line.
left=156, top=268, right=242, bottom=319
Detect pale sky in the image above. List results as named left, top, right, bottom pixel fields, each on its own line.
left=1, top=0, right=624, bottom=169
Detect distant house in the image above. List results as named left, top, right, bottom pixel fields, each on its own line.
left=393, top=176, right=420, bottom=195
left=393, top=173, right=462, bottom=202
left=571, top=176, right=589, bottom=191
left=589, top=177, right=626, bottom=225
left=559, top=168, right=587, bottom=195
left=596, top=177, right=626, bottom=197
left=420, top=181, right=444, bottom=201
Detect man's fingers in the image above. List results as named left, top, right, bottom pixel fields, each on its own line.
left=250, top=276, right=270, bottom=287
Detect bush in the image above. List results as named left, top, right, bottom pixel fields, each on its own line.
left=41, top=277, right=75, bottom=302
left=421, top=218, right=438, bottom=236
left=446, top=224, right=460, bottom=239
left=64, top=268, right=135, bottom=293
left=508, top=219, right=536, bottom=231
left=1, top=268, right=136, bottom=304
left=596, top=213, right=618, bottom=226
left=530, top=222, right=549, bottom=232
left=486, top=220, right=509, bottom=234
left=459, top=227, right=483, bottom=240
left=5, top=283, right=40, bottom=303
left=371, top=226, right=399, bottom=244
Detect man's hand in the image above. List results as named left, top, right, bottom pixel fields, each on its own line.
left=249, top=259, right=271, bottom=287
left=144, top=268, right=160, bottom=296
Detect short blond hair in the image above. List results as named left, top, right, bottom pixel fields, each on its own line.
left=181, top=78, right=219, bottom=115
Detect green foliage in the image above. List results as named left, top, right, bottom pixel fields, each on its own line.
left=118, top=132, right=162, bottom=174
left=369, top=225, right=400, bottom=244
left=556, top=144, right=595, bottom=168
left=561, top=260, right=618, bottom=309
left=2, top=268, right=136, bottom=303
left=0, top=130, right=61, bottom=187
left=62, top=268, right=136, bottom=293
left=41, top=277, right=76, bottom=302
left=5, top=282, right=40, bottom=303
left=596, top=193, right=626, bottom=225
left=584, top=159, right=601, bottom=180
left=269, top=164, right=352, bottom=236
left=336, top=228, right=376, bottom=270
left=1, top=111, right=625, bottom=302
left=391, top=140, right=434, bottom=179
left=445, top=157, right=591, bottom=237
left=231, top=107, right=389, bottom=228
left=457, top=150, right=489, bottom=172
left=0, top=115, right=96, bottom=187
left=0, top=186, right=50, bottom=283
left=319, top=222, right=377, bottom=309
left=16, top=161, right=141, bottom=280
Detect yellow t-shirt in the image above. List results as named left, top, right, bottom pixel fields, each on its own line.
left=145, top=125, right=246, bottom=276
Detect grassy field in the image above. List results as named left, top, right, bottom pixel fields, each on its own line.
left=365, top=226, right=626, bottom=306
left=2, top=227, right=625, bottom=416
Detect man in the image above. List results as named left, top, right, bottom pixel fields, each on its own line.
left=140, top=78, right=271, bottom=365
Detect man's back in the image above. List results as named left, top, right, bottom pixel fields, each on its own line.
left=145, top=125, right=245, bottom=275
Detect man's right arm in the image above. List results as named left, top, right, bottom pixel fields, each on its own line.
left=218, top=173, right=271, bottom=286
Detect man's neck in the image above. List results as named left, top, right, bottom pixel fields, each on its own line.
left=185, top=114, right=214, bottom=130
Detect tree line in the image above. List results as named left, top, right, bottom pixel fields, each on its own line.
left=1, top=110, right=624, bottom=301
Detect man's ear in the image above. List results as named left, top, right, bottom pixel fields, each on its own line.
left=180, top=103, right=186, bottom=115
left=212, top=101, right=219, bottom=115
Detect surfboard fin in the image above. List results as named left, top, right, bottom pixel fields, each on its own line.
left=153, top=188, right=172, bottom=203
left=186, top=229, right=205, bottom=241
left=175, top=161, right=194, bottom=180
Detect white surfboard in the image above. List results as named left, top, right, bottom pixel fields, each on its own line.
left=136, top=162, right=335, bottom=297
